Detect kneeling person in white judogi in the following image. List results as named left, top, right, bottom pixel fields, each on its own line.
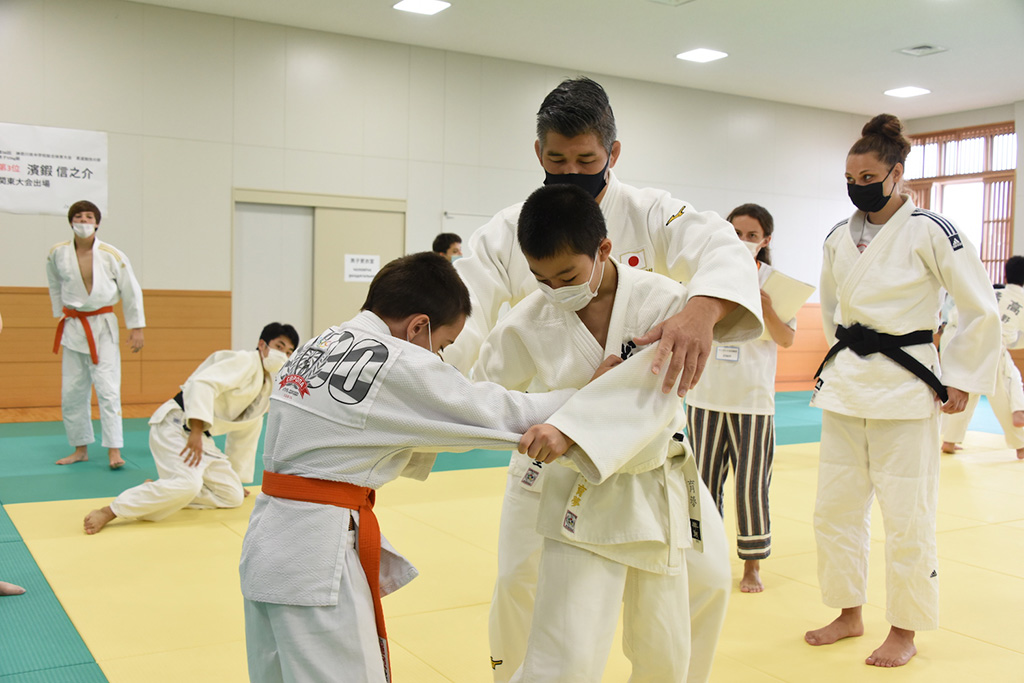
left=475, top=185, right=719, bottom=682
left=82, top=322, right=299, bottom=534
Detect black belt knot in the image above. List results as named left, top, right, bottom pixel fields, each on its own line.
left=815, top=324, right=947, bottom=403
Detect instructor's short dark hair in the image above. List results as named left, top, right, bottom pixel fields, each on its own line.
left=536, top=77, right=617, bottom=155
left=260, top=323, right=299, bottom=349
left=362, top=252, right=471, bottom=327
left=67, top=200, right=101, bottom=225
left=518, top=184, right=606, bottom=260
left=1006, top=256, right=1024, bottom=286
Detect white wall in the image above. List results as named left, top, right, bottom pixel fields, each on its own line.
left=2, top=0, right=875, bottom=298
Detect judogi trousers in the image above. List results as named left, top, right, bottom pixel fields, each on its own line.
left=941, top=351, right=1024, bottom=449
left=815, top=410, right=941, bottom=631
left=488, top=465, right=729, bottom=683
left=109, top=408, right=244, bottom=521
left=61, top=333, right=123, bottom=448
left=509, top=538, right=690, bottom=683
left=244, top=527, right=389, bottom=683
left=687, top=405, right=774, bottom=560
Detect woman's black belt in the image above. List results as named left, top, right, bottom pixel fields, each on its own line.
left=814, top=323, right=947, bottom=403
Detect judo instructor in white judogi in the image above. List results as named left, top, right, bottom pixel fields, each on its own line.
left=47, top=199, right=146, bottom=469
left=83, top=322, right=299, bottom=534
left=805, top=114, right=1000, bottom=668
left=448, top=77, right=763, bottom=682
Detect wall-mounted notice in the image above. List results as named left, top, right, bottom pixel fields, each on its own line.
left=0, top=122, right=108, bottom=216
left=344, top=254, right=381, bottom=282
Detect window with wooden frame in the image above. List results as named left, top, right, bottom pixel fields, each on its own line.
left=904, top=122, right=1016, bottom=282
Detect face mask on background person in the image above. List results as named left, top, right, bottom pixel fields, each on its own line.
left=543, top=156, right=611, bottom=199
left=742, top=239, right=763, bottom=259
left=262, top=348, right=288, bottom=376
left=847, top=165, right=897, bottom=213
left=71, top=223, right=96, bottom=239
left=537, top=252, right=605, bottom=312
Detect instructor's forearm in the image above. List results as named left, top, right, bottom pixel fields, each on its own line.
left=685, top=296, right=737, bottom=324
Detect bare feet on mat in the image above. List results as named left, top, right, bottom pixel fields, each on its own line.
left=940, top=441, right=960, bottom=454
left=83, top=506, right=116, bottom=535
left=1017, top=447, right=1024, bottom=460
left=740, top=559, right=764, bottom=593
left=108, top=448, right=125, bottom=469
left=56, top=446, right=88, bottom=465
left=244, top=488, right=251, bottom=498
left=805, top=607, right=864, bottom=646
left=0, top=581, right=26, bottom=596
left=1014, top=410, right=1024, bottom=428
left=865, top=627, right=916, bottom=667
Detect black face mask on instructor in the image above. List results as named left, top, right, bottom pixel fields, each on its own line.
left=543, top=156, right=611, bottom=199
left=847, top=164, right=897, bottom=214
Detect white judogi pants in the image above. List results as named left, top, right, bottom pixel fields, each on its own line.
left=815, top=410, right=941, bottom=631
left=244, top=527, right=389, bottom=683
left=61, top=333, right=122, bottom=449
left=488, top=466, right=729, bottom=683
left=509, top=538, right=690, bottom=683
left=109, top=408, right=244, bottom=521
left=941, top=351, right=1024, bottom=449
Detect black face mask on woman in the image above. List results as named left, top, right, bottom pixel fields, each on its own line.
left=543, top=156, right=611, bottom=199
left=847, top=164, right=897, bottom=213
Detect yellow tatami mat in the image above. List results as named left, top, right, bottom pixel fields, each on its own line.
left=5, top=433, right=1024, bottom=682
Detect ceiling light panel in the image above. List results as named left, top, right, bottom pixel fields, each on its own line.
left=393, top=0, right=451, bottom=16
left=676, top=48, right=728, bottom=63
left=884, top=86, right=931, bottom=98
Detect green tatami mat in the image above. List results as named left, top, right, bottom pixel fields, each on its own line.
left=0, top=506, right=20, bottom=543
left=0, top=664, right=107, bottom=683
left=0, top=542, right=96, bottom=677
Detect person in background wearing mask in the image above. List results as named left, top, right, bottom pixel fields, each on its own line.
left=449, top=76, right=762, bottom=683
left=47, top=199, right=145, bottom=469
left=806, top=114, right=999, bottom=667
left=687, top=203, right=796, bottom=594
left=433, top=232, right=463, bottom=262
left=82, top=323, right=299, bottom=534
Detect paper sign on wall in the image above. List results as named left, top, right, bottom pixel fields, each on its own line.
left=0, top=122, right=108, bottom=216
left=344, top=254, right=381, bottom=282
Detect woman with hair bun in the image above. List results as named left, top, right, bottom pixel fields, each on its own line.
left=805, top=114, right=1001, bottom=667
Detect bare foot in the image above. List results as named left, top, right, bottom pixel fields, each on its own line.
left=108, top=448, right=125, bottom=469
left=57, top=446, right=89, bottom=465
left=1014, top=411, right=1024, bottom=428
left=740, top=559, right=764, bottom=593
left=865, top=627, right=916, bottom=667
left=0, top=581, right=26, bottom=596
left=1017, top=447, right=1024, bottom=460
left=244, top=488, right=251, bottom=498
left=83, top=506, right=117, bottom=535
left=940, top=441, right=961, bottom=454
left=805, top=607, right=864, bottom=646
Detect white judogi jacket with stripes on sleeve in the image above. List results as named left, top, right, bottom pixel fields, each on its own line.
left=447, top=171, right=763, bottom=373
left=239, top=311, right=576, bottom=607
left=473, top=261, right=703, bottom=574
left=46, top=238, right=145, bottom=353
left=812, top=197, right=1000, bottom=419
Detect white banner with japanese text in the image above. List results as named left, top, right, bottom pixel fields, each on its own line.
left=0, top=122, right=108, bottom=216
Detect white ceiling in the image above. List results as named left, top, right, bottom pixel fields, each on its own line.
left=134, top=0, right=1024, bottom=120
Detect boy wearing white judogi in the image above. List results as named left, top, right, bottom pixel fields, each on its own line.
left=450, top=77, right=762, bottom=683
left=474, top=184, right=711, bottom=681
left=806, top=114, right=1000, bottom=668
left=47, top=200, right=145, bottom=469
left=941, top=256, right=1024, bottom=459
left=239, top=253, right=601, bottom=683
left=82, top=323, right=299, bottom=534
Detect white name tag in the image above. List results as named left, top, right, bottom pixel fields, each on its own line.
left=715, top=346, right=740, bottom=362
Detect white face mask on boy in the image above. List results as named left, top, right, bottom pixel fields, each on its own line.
left=537, top=251, right=605, bottom=313
left=262, top=348, right=288, bottom=376
left=72, top=223, right=96, bottom=239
